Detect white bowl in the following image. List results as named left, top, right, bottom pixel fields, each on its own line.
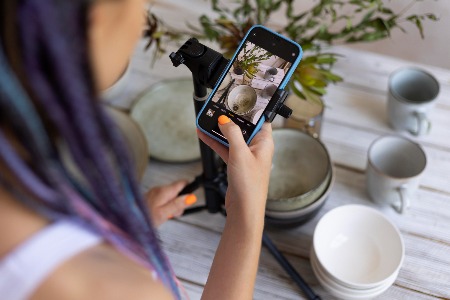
left=252, top=109, right=264, bottom=124
left=310, top=248, right=396, bottom=299
left=310, top=247, right=397, bottom=298
left=313, top=205, right=404, bottom=289
left=227, top=85, right=257, bottom=115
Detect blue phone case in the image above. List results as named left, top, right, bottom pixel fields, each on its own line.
left=196, top=25, right=303, bottom=147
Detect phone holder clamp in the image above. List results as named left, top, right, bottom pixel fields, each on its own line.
left=170, top=38, right=293, bottom=122
left=264, top=89, right=292, bottom=122
left=169, top=38, right=229, bottom=92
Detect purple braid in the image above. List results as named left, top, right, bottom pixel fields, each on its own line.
left=0, top=0, right=180, bottom=297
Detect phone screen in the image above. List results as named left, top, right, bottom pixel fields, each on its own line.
left=197, top=27, right=300, bottom=143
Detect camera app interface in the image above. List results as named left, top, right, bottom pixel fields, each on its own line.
left=199, top=40, right=293, bottom=142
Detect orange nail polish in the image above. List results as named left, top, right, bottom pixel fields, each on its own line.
left=168, top=215, right=174, bottom=219
left=185, top=194, right=197, bottom=205
left=218, top=115, right=231, bottom=125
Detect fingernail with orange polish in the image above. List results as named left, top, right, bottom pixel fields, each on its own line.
left=168, top=215, right=174, bottom=219
left=185, top=194, right=197, bottom=205
left=218, top=115, right=231, bottom=125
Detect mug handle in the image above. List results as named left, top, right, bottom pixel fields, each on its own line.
left=412, top=111, right=431, bottom=136
left=393, top=185, right=410, bottom=214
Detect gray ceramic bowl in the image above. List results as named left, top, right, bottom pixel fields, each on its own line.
left=265, top=164, right=334, bottom=220
left=227, top=85, right=257, bottom=115
left=262, top=83, right=278, bottom=99
left=266, top=129, right=332, bottom=212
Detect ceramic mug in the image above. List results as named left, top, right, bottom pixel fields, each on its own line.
left=387, top=67, right=440, bottom=136
left=366, top=135, right=427, bottom=214
left=264, top=67, right=278, bottom=81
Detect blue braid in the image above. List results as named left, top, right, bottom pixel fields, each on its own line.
left=0, top=0, right=181, bottom=298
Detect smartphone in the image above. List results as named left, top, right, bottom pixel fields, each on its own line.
left=196, top=25, right=302, bottom=146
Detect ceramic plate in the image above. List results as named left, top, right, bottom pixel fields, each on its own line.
left=130, top=78, right=200, bottom=162
left=104, top=105, right=149, bottom=179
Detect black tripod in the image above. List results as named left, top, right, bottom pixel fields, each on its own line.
left=170, top=38, right=321, bottom=300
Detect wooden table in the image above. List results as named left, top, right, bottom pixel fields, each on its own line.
left=107, top=6, right=450, bottom=300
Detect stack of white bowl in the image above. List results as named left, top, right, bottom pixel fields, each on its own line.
left=311, top=205, right=404, bottom=299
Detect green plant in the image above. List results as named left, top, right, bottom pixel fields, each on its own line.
left=234, top=43, right=273, bottom=81
left=145, top=0, right=438, bottom=105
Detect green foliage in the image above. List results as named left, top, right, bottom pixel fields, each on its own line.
left=236, top=44, right=274, bottom=80
left=144, top=1, right=438, bottom=103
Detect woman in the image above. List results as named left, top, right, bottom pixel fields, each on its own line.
left=0, top=0, right=273, bottom=299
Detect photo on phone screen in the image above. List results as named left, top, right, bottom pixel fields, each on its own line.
left=197, top=26, right=302, bottom=145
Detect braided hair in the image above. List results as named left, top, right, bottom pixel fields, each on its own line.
left=0, top=0, right=180, bottom=298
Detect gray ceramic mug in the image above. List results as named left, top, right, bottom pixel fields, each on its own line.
left=387, top=67, right=439, bottom=136
left=366, top=135, right=427, bottom=214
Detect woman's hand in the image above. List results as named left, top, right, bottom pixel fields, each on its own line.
left=198, top=116, right=274, bottom=300
left=197, top=116, right=274, bottom=223
left=144, top=180, right=197, bottom=227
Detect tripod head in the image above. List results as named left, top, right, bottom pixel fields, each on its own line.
left=170, top=38, right=293, bottom=122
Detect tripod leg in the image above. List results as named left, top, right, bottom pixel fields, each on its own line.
left=178, top=175, right=203, bottom=196
left=262, top=232, right=321, bottom=300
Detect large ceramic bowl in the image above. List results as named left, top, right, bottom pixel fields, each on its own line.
left=227, top=85, right=257, bottom=115
left=266, top=129, right=332, bottom=212
left=61, top=105, right=149, bottom=182
left=265, top=164, right=334, bottom=227
left=104, top=105, right=149, bottom=179
left=313, top=205, right=404, bottom=290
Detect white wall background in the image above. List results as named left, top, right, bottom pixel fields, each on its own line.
left=152, top=0, right=449, bottom=70
left=347, top=0, right=449, bottom=70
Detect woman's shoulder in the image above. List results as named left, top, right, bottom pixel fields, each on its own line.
left=31, top=242, right=173, bottom=300
left=0, top=187, right=50, bottom=259
left=0, top=188, right=173, bottom=300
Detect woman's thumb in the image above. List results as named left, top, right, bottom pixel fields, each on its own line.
left=218, top=115, right=246, bottom=148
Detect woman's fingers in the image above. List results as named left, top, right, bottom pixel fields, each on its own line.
left=147, top=180, right=188, bottom=207
left=158, top=193, right=197, bottom=221
left=197, top=129, right=229, bottom=163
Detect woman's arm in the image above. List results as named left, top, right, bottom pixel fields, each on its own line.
left=198, top=118, right=274, bottom=300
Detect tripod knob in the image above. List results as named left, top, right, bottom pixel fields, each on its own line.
left=277, top=104, right=293, bottom=119
left=169, top=52, right=184, bottom=67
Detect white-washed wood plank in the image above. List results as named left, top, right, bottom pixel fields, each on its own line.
left=331, top=46, right=450, bottom=93
left=176, top=164, right=450, bottom=250
left=159, top=212, right=444, bottom=299
left=398, top=234, right=450, bottom=298
left=323, top=84, right=450, bottom=151
left=263, top=168, right=450, bottom=298
left=321, top=121, right=450, bottom=194
left=167, top=164, right=450, bottom=297
left=178, top=280, right=203, bottom=300
left=159, top=220, right=325, bottom=299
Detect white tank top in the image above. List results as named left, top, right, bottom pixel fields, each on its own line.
left=0, top=220, right=102, bottom=300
